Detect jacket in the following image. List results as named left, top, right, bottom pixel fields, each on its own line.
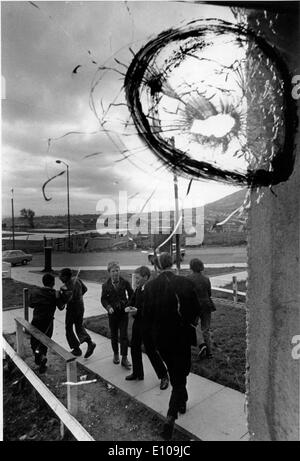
left=101, top=277, right=134, bottom=315
left=128, top=285, right=145, bottom=322
left=187, top=273, right=216, bottom=314
left=29, top=286, right=58, bottom=322
left=143, top=270, right=201, bottom=350
left=60, top=277, right=88, bottom=311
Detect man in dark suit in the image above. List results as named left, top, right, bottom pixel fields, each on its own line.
left=143, top=252, right=201, bottom=439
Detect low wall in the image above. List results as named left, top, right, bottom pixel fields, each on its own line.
left=204, top=231, right=247, bottom=246
left=2, top=240, right=44, bottom=253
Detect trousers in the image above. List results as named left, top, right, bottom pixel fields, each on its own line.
left=199, top=311, right=212, bottom=353
left=108, top=313, right=129, bottom=357
left=31, top=317, right=54, bottom=356
left=130, top=318, right=144, bottom=377
left=158, top=343, right=191, bottom=419
left=65, top=307, right=91, bottom=349
left=142, top=329, right=168, bottom=379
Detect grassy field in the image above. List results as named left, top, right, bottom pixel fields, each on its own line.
left=2, top=279, right=37, bottom=311
left=84, top=301, right=246, bottom=393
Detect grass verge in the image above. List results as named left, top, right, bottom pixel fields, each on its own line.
left=3, top=333, right=191, bottom=441
left=2, top=278, right=37, bottom=311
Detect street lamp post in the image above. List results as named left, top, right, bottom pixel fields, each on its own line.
left=56, top=160, right=71, bottom=252
left=11, top=188, right=15, bottom=250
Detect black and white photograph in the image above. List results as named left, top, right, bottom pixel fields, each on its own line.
left=1, top=0, right=300, bottom=444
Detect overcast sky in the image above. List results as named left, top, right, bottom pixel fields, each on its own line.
left=1, top=0, right=243, bottom=217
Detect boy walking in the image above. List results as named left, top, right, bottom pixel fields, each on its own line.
left=187, top=258, right=216, bottom=359
left=59, top=268, right=96, bottom=358
left=29, top=273, right=64, bottom=373
left=101, top=261, right=133, bottom=369
left=143, top=253, right=201, bottom=439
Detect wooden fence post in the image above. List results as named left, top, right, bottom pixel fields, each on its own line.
left=60, top=421, right=66, bottom=439
left=23, top=288, right=29, bottom=321
left=16, top=321, right=25, bottom=357
left=66, top=361, right=78, bottom=416
left=232, top=276, right=238, bottom=304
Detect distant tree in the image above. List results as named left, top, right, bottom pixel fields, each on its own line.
left=20, top=208, right=35, bottom=228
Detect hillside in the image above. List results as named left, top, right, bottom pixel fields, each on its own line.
left=204, top=189, right=247, bottom=228
left=3, top=189, right=248, bottom=233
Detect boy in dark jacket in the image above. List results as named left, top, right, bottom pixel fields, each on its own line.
left=125, top=266, right=169, bottom=390
left=124, top=266, right=149, bottom=380
left=59, top=268, right=96, bottom=359
left=187, top=258, right=216, bottom=359
left=29, top=273, right=64, bottom=373
left=101, top=261, right=133, bottom=369
left=143, top=253, right=201, bottom=439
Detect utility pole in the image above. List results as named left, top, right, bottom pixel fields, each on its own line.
left=56, top=160, right=71, bottom=252
left=11, top=189, right=15, bottom=250
left=170, top=137, right=181, bottom=273
left=66, top=164, right=71, bottom=252
left=173, top=173, right=181, bottom=273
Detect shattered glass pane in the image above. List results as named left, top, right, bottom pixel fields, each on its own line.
left=2, top=1, right=297, bottom=218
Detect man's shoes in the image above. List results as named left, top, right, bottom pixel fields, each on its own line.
left=161, top=416, right=175, bottom=440
left=39, top=355, right=47, bottom=374
left=113, top=354, right=120, bottom=364
left=178, top=403, right=187, bottom=414
left=71, top=347, right=82, bottom=357
left=121, top=357, right=132, bottom=370
left=197, top=343, right=207, bottom=360
left=125, top=373, right=144, bottom=381
left=160, top=376, right=169, bottom=390
left=84, top=341, right=96, bottom=359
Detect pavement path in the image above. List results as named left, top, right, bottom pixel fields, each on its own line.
left=2, top=266, right=249, bottom=441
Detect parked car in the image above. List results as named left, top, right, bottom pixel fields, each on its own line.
left=2, top=250, right=32, bottom=266
left=147, top=244, right=185, bottom=265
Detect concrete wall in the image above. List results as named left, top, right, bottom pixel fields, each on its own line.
left=247, top=171, right=300, bottom=440
left=247, top=8, right=300, bottom=441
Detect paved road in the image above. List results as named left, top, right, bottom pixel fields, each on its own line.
left=28, top=246, right=247, bottom=268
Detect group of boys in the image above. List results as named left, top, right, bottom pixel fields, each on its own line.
left=101, top=262, right=169, bottom=389
left=29, top=268, right=96, bottom=373
left=29, top=255, right=214, bottom=439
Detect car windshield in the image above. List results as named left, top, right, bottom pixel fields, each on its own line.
left=2, top=251, right=11, bottom=256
